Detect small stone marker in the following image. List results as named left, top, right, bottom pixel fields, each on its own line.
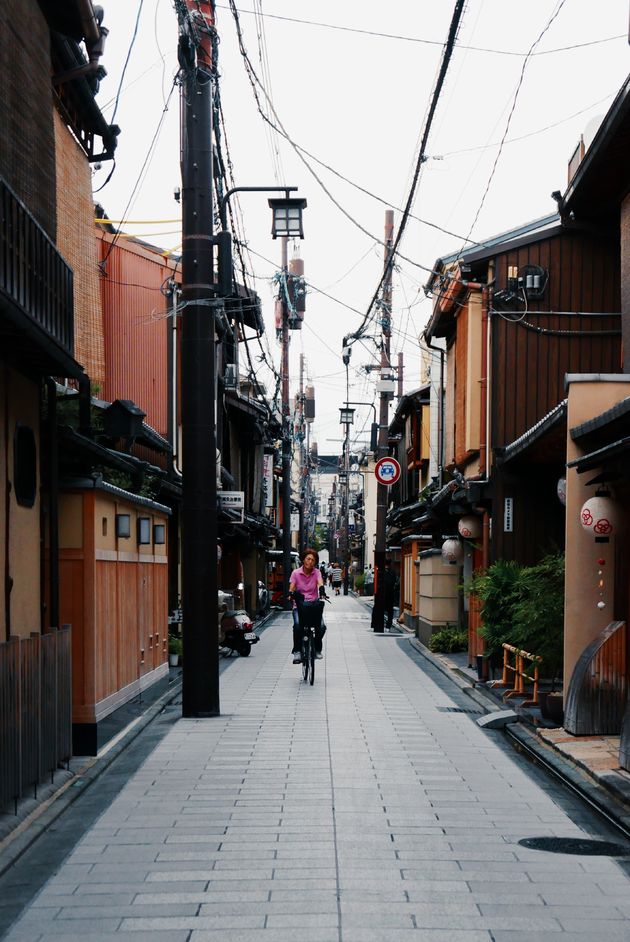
left=476, top=709, right=518, bottom=729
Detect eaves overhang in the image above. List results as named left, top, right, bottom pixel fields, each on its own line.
left=497, top=400, right=567, bottom=466
left=563, top=75, right=630, bottom=220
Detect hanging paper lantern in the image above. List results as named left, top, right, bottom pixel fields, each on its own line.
left=458, top=515, right=481, bottom=540
left=441, top=538, right=464, bottom=565
left=556, top=477, right=566, bottom=506
left=580, top=493, right=615, bottom=540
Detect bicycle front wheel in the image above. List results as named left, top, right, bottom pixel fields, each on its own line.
left=308, top=633, right=315, bottom=685
left=301, top=635, right=309, bottom=683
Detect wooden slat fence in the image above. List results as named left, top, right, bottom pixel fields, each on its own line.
left=564, top=620, right=627, bottom=736
left=0, top=626, right=72, bottom=813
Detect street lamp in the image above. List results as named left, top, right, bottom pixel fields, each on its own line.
left=339, top=406, right=355, bottom=426
left=218, top=187, right=307, bottom=611
left=267, top=194, right=308, bottom=608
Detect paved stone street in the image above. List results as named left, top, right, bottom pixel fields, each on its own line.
left=4, top=595, right=630, bottom=941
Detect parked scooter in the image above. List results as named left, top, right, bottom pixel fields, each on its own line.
left=256, top=580, right=270, bottom=617
left=219, top=609, right=259, bottom=657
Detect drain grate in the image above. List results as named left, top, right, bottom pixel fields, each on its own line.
left=519, top=836, right=630, bottom=856
left=436, top=706, right=482, bottom=715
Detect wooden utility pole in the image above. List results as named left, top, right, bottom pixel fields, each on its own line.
left=371, top=210, right=394, bottom=633
left=179, top=0, right=220, bottom=716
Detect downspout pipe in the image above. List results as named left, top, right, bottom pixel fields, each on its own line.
left=422, top=332, right=445, bottom=487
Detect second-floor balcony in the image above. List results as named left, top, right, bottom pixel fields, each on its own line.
left=0, top=177, right=81, bottom=378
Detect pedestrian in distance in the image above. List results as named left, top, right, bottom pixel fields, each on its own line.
left=288, top=547, right=327, bottom=663
left=383, top=558, right=398, bottom=631
left=326, top=562, right=333, bottom=587
left=342, top=563, right=350, bottom=596
left=331, top=562, right=342, bottom=595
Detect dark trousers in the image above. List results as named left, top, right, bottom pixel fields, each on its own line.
left=292, top=609, right=326, bottom=653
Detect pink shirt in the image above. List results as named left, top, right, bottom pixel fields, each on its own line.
left=290, top=566, right=323, bottom=602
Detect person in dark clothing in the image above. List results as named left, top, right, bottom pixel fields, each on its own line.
left=342, top=564, right=349, bottom=596
left=383, top=559, right=398, bottom=630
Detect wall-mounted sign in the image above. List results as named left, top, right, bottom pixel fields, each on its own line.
left=504, top=497, right=513, bottom=532
left=262, top=454, right=274, bottom=508
left=374, top=456, right=401, bottom=486
left=219, top=490, right=244, bottom=509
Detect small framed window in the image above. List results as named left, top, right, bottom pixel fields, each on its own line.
left=137, top=517, right=151, bottom=545
left=153, top=524, right=166, bottom=545
left=14, top=424, right=37, bottom=508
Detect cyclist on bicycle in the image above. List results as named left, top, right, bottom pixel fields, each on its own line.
left=289, top=547, right=327, bottom=664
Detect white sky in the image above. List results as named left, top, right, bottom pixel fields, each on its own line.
left=93, top=1, right=629, bottom=458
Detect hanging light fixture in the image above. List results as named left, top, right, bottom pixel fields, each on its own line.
left=457, top=515, right=481, bottom=540
left=580, top=489, right=616, bottom=542
left=556, top=477, right=567, bottom=506
left=441, top=537, right=464, bottom=565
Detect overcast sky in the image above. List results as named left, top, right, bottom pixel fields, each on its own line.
left=93, top=1, right=629, bottom=457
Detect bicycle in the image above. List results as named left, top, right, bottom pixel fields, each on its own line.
left=292, top=593, right=328, bottom=686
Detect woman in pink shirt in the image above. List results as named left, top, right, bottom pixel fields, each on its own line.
left=289, top=548, right=327, bottom=663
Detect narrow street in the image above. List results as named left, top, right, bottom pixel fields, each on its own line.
left=3, top=594, right=630, bottom=941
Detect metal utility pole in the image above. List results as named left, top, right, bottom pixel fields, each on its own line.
left=179, top=0, right=219, bottom=716
left=280, top=235, right=293, bottom=608
left=397, top=352, right=404, bottom=399
left=371, top=210, right=394, bottom=633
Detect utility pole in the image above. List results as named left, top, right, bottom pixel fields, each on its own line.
left=179, top=0, right=220, bottom=716
left=371, top=210, right=394, bottom=633
left=398, top=352, right=404, bottom=399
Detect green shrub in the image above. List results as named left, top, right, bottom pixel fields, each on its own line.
left=428, top=625, right=468, bottom=653
left=466, top=559, right=525, bottom=660
left=466, top=553, right=565, bottom=683
left=511, top=553, right=564, bottom=686
left=168, top=635, right=183, bottom=657
left=354, top=572, right=366, bottom=590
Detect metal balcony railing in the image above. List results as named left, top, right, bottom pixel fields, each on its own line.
left=0, top=178, right=74, bottom=354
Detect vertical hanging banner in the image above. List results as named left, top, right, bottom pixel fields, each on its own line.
left=504, top=497, right=513, bottom=532
left=262, top=453, right=274, bottom=508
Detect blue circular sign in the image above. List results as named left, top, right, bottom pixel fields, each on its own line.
left=374, top=457, right=401, bottom=486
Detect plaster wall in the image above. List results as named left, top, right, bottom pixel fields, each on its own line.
left=417, top=551, right=459, bottom=644
left=564, top=376, right=630, bottom=689
left=1, top=368, right=41, bottom=639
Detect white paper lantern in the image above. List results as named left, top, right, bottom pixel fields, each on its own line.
left=457, top=515, right=481, bottom=540
left=580, top=494, right=615, bottom=539
left=441, top=538, right=464, bottom=565
left=556, top=477, right=566, bottom=506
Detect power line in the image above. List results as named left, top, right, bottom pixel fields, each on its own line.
left=461, top=0, right=569, bottom=247
left=109, top=0, right=145, bottom=125
left=215, top=4, right=623, bottom=58
left=348, top=0, right=467, bottom=347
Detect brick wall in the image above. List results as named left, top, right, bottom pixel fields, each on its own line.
left=0, top=0, right=56, bottom=237
left=54, top=111, right=105, bottom=387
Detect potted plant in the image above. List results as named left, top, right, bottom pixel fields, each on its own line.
left=168, top=634, right=182, bottom=667
left=354, top=572, right=365, bottom=595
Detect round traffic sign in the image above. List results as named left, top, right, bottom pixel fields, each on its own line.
left=374, top=456, right=401, bottom=486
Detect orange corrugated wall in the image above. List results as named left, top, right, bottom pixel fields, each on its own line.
left=98, top=232, right=180, bottom=438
